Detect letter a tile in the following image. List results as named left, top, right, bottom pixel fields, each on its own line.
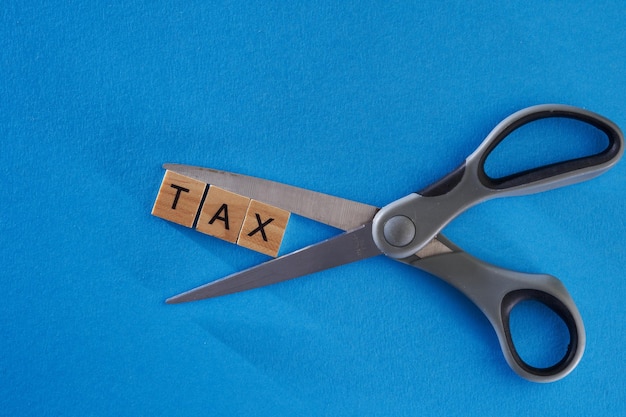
left=238, top=200, right=290, bottom=257
left=196, top=186, right=251, bottom=243
left=151, top=170, right=207, bottom=227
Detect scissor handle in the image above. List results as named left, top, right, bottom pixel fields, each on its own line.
left=372, top=104, right=624, bottom=259
left=469, top=103, right=623, bottom=194
left=408, top=238, right=585, bottom=383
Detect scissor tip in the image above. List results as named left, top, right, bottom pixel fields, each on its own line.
left=165, top=295, right=184, bottom=304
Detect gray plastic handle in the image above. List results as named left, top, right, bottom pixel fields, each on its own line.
left=405, top=235, right=585, bottom=383
left=372, top=104, right=624, bottom=259
left=371, top=104, right=623, bottom=381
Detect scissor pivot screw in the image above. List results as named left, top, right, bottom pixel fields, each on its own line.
left=383, top=215, right=416, bottom=247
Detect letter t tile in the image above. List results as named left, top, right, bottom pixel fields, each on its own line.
left=151, top=170, right=207, bottom=227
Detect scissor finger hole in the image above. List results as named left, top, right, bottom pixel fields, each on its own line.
left=508, top=299, right=570, bottom=369
left=483, top=117, right=610, bottom=181
left=501, top=289, right=579, bottom=377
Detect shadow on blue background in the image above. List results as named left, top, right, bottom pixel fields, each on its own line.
left=2, top=2, right=625, bottom=416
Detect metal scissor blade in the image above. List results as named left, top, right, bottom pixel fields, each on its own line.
left=166, top=223, right=381, bottom=303
left=163, top=163, right=378, bottom=231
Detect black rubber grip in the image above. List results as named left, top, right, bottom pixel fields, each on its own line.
left=477, top=107, right=623, bottom=190
left=500, top=289, right=580, bottom=378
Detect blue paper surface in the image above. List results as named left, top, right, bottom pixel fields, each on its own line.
left=2, top=2, right=625, bottom=416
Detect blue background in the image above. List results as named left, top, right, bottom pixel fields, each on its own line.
left=2, top=2, right=625, bottom=416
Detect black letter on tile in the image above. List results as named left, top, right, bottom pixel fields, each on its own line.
left=247, top=213, right=274, bottom=241
left=170, top=184, right=190, bottom=209
left=208, top=204, right=230, bottom=230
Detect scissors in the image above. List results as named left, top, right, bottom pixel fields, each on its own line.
left=164, top=104, right=623, bottom=382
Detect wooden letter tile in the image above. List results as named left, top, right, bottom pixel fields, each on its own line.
left=151, top=170, right=207, bottom=227
left=237, top=200, right=290, bottom=257
left=196, top=186, right=251, bottom=243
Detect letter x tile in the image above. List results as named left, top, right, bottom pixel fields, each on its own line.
left=237, top=200, right=290, bottom=257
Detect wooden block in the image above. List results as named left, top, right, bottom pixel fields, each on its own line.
left=196, top=186, right=251, bottom=243
left=151, top=170, right=207, bottom=227
left=237, top=199, right=290, bottom=257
